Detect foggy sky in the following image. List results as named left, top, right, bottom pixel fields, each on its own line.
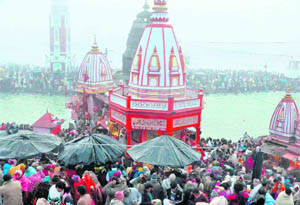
left=0, top=0, right=300, bottom=69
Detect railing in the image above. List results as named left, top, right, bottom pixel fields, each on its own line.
left=109, top=85, right=203, bottom=111
left=130, top=99, right=169, bottom=111
left=110, top=93, right=127, bottom=108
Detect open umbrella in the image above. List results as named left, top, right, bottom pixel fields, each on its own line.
left=127, top=135, right=202, bottom=167
left=58, top=134, right=126, bottom=166
left=0, top=130, right=62, bottom=160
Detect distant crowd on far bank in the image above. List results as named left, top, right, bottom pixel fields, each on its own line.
left=1, top=64, right=300, bottom=96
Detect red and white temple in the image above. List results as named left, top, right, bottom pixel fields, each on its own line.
left=108, top=0, right=204, bottom=148
left=263, top=90, right=300, bottom=161
left=68, top=38, right=113, bottom=123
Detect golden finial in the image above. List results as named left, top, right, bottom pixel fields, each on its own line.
left=285, top=87, right=292, bottom=98
left=91, top=34, right=99, bottom=51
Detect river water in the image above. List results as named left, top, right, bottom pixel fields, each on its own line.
left=0, top=92, right=299, bottom=141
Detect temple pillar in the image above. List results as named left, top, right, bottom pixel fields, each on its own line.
left=196, top=127, right=200, bottom=145
left=126, top=129, right=132, bottom=148
left=142, top=130, right=148, bottom=142
left=138, top=130, right=142, bottom=143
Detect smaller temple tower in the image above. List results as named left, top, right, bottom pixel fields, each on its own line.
left=49, top=0, right=71, bottom=73
left=122, top=0, right=152, bottom=79
left=269, top=89, right=300, bottom=145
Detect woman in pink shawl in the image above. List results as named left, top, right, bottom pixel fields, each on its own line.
left=42, top=164, right=55, bottom=178
left=245, top=156, right=254, bottom=171
left=13, top=169, right=45, bottom=192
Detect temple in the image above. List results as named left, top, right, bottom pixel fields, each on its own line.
left=109, top=0, right=204, bottom=148
left=262, top=89, right=300, bottom=161
left=122, top=0, right=152, bottom=79
left=68, top=38, right=113, bottom=123
left=49, top=0, right=71, bottom=73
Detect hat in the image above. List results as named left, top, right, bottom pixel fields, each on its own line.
left=115, top=191, right=124, bottom=201
left=19, top=163, right=26, bottom=170
left=72, top=175, right=80, bottom=183
left=3, top=173, right=12, bottom=182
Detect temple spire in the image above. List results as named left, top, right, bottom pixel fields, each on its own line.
left=143, top=0, right=150, bottom=11
left=91, top=35, right=99, bottom=51
left=151, top=0, right=169, bottom=23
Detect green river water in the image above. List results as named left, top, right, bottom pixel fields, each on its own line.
left=0, top=92, right=299, bottom=141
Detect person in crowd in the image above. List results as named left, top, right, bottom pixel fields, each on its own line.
left=77, top=185, right=94, bottom=205
left=123, top=187, right=142, bottom=205
left=275, top=187, right=294, bottom=205
left=0, top=173, right=23, bottom=205
left=103, top=176, right=127, bottom=205
left=166, top=182, right=184, bottom=204
left=228, top=182, right=248, bottom=205
left=48, top=181, right=66, bottom=205
left=188, top=187, right=209, bottom=204
left=141, top=183, right=153, bottom=205
left=248, top=178, right=262, bottom=204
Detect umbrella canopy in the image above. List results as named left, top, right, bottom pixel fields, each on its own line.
left=0, top=131, right=62, bottom=160
left=58, top=134, right=126, bottom=166
left=127, top=135, right=202, bottom=167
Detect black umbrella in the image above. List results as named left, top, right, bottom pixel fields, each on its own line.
left=0, top=130, right=62, bottom=160
left=127, top=135, right=202, bottom=167
left=58, top=134, right=126, bottom=166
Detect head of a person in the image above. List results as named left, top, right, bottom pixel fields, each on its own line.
left=233, top=182, right=244, bottom=194
left=111, top=176, right=121, bottom=185
left=220, top=182, right=230, bottom=191
left=77, top=185, right=87, bottom=196
left=55, top=181, right=66, bottom=193
left=171, top=182, right=177, bottom=192
left=3, top=173, right=12, bottom=182
left=192, top=188, right=200, bottom=197
left=152, top=199, right=162, bottom=205
left=144, top=183, right=152, bottom=193
left=253, top=178, right=261, bottom=187
left=210, top=190, right=218, bottom=199
left=169, top=173, right=176, bottom=182
left=51, top=175, right=60, bottom=185
left=14, top=170, right=23, bottom=180
left=285, top=187, right=292, bottom=196
left=115, top=191, right=124, bottom=201
left=123, top=189, right=130, bottom=198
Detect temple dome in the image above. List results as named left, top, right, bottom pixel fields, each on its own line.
left=122, top=0, right=152, bottom=79
left=269, top=90, right=299, bottom=138
left=75, top=39, right=113, bottom=94
left=128, top=0, right=186, bottom=100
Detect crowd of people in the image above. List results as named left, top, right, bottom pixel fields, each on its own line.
left=1, top=134, right=300, bottom=205
left=187, top=69, right=300, bottom=94
left=0, top=64, right=77, bottom=95
left=1, top=64, right=300, bottom=96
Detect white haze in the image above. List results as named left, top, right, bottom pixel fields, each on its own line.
left=0, top=0, right=300, bottom=73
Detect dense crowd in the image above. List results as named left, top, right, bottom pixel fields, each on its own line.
left=1, top=64, right=300, bottom=96
left=187, top=69, right=300, bottom=94
left=0, top=64, right=77, bottom=95
left=1, top=134, right=300, bottom=205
